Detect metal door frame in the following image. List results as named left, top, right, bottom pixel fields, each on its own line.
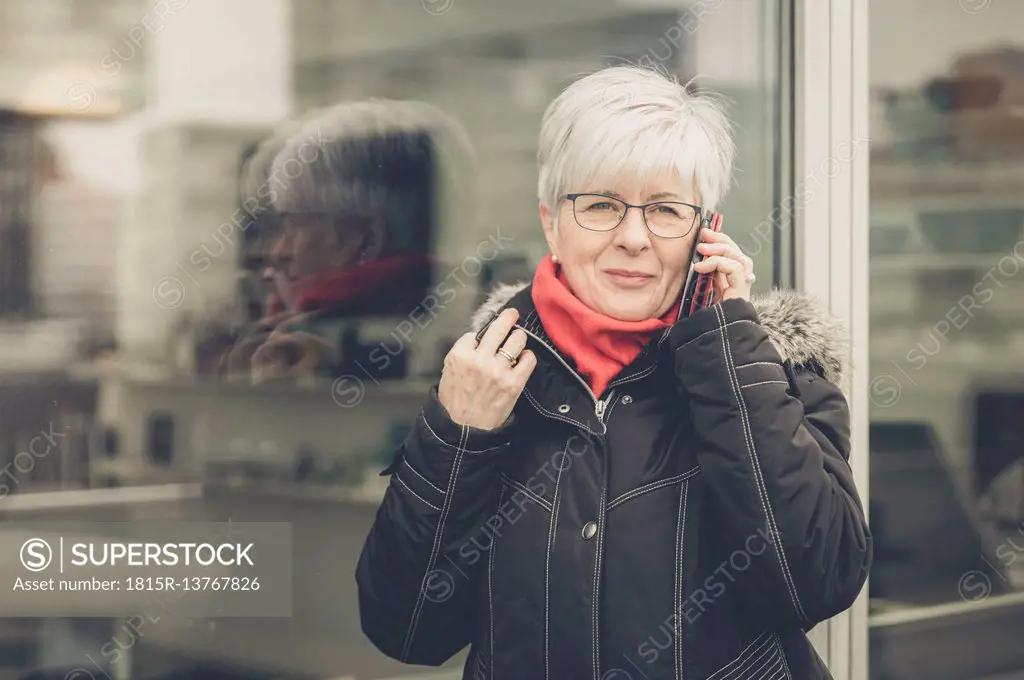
left=794, top=1, right=870, bottom=679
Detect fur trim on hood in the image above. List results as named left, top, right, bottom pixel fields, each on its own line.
left=470, top=282, right=848, bottom=388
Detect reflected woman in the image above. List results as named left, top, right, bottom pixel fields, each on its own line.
left=357, top=66, right=871, bottom=680
left=224, top=100, right=463, bottom=383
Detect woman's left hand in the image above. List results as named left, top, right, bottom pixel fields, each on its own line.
left=250, top=330, right=334, bottom=384
left=693, top=227, right=755, bottom=303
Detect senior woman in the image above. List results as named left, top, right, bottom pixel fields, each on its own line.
left=357, top=66, right=871, bottom=680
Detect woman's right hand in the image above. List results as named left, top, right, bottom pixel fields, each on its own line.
left=438, top=308, right=537, bottom=431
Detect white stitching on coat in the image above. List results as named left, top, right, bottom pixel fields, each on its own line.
left=706, top=632, right=788, bottom=680
left=419, top=411, right=506, bottom=455
left=500, top=473, right=553, bottom=512
left=735, top=361, right=785, bottom=370
left=675, top=319, right=759, bottom=352
left=607, top=362, right=658, bottom=391
left=591, top=486, right=607, bottom=680
left=400, top=424, right=468, bottom=660
left=706, top=633, right=771, bottom=680
left=544, top=439, right=569, bottom=680
left=402, top=459, right=445, bottom=495
left=740, top=380, right=789, bottom=389
left=774, top=634, right=793, bottom=680
left=606, top=467, right=701, bottom=511
left=713, top=304, right=807, bottom=623
left=393, top=473, right=441, bottom=512
left=731, top=639, right=776, bottom=678
left=524, top=388, right=598, bottom=434
left=489, top=485, right=505, bottom=680
left=675, top=480, right=689, bottom=680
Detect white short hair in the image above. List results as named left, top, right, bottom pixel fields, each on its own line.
left=263, top=99, right=475, bottom=253
left=537, top=66, right=735, bottom=213
left=270, top=99, right=475, bottom=218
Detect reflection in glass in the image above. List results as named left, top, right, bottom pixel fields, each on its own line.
left=0, top=2, right=787, bottom=678
left=869, top=2, right=1024, bottom=677
left=220, top=100, right=469, bottom=386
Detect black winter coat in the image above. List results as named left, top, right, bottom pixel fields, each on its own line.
left=357, top=283, right=872, bottom=680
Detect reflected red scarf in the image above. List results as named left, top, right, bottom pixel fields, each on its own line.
left=531, top=254, right=679, bottom=398
left=296, top=254, right=433, bottom=313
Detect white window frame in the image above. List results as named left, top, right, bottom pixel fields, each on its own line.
left=794, top=1, right=870, bottom=679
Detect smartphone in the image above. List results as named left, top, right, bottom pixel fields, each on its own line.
left=678, top=211, right=723, bottom=320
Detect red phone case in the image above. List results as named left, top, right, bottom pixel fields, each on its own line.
left=680, top=212, right=723, bottom=319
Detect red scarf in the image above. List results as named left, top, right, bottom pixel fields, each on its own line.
left=296, top=254, right=432, bottom=313
left=531, top=255, right=679, bottom=398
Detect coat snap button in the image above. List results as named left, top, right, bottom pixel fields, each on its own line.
left=621, top=395, right=633, bottom=405
left=557, top=404, right=571, bottom=414
left=581, top=521, right=598, bottom=540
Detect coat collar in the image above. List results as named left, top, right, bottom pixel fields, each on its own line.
left=471, top=282, right=848, bottom=389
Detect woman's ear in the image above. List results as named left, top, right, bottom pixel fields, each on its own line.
left=539, top=203, right=559, bottom=261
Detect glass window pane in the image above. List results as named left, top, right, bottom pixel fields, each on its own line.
left=870, top=1, right=1024, bottom=677
left=0, top=0, right=788, bottom=676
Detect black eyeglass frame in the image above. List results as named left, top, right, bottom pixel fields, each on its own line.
left=563, top=192, right=704, bottom=239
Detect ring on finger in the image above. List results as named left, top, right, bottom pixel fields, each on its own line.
left=727, top=267, right=755, bottom=286
left=722, top=260, right=749, bottom=286
left=729, top=254, right=754, bottom=284
left=496, top=348, right=518, bottom=367
left=743, top=256, right=755, bottom=284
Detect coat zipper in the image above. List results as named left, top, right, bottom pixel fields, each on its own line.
left=515, top=324, right=615, bottom=424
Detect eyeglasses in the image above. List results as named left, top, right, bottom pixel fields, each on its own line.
left=564, top=193, right=702, bottom=239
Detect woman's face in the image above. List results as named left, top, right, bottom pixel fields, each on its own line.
left=540, top=176, right=700, bottom=321
left=270, top=214, right=367, bottom=287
